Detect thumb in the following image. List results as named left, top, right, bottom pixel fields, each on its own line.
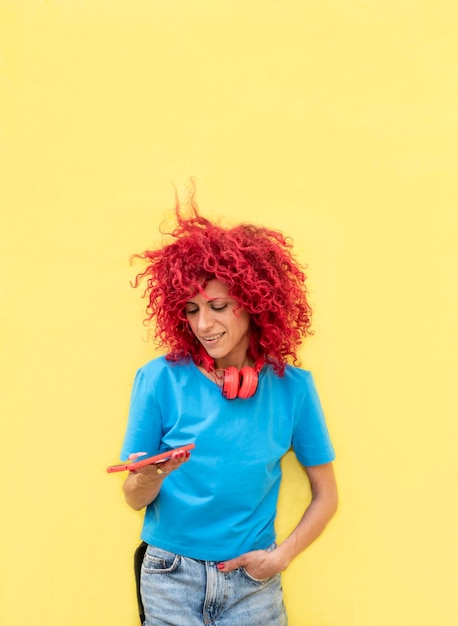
left=217, top=556, right=244, bottom=573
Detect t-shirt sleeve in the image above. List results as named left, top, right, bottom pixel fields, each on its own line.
left=292, top=371, right=336, bottom=467
left=120, top=367, right=163, bottom=461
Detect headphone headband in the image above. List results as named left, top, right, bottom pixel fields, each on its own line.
left=196, top=348, right=264, bottom=399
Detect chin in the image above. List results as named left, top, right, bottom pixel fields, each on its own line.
left=207, top=349, right=228, bottom=362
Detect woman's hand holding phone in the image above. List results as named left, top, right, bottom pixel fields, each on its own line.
left=133, top=448, right=192, bottom=479
left=121, top=447, right=193, bottom=510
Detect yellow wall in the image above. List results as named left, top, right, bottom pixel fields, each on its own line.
left=1, top=2, right=457, bottom=625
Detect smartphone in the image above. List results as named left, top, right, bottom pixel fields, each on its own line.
left=106, top=443, right=195, bottom=473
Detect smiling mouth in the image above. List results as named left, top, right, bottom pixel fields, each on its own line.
left=201, top=332, right=225, bottom=342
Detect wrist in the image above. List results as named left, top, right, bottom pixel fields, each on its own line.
left=273, top=543, right=294, bottom=572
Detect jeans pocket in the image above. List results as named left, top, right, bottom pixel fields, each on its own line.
left=142, top=545, right=181, bottom=574
left=239, top=543, right=278, bottom=585
left=239, top=567, right=270, bottom=584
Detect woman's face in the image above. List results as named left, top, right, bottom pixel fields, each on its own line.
left=185, top=279, right=251, bottom=370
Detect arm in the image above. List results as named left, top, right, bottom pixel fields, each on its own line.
left=218, top=462, right=338, bottom=579
left=123, top=449, right=191, bottom=511
left=275, top=462, right=338, bottom=568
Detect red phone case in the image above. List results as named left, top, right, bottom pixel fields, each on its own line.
left=106, top=443, right=195, bottom=473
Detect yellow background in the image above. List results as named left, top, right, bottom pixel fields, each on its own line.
left=1, top=1, right=457, bottom=625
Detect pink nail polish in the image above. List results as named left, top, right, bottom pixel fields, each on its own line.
left=217, top=563, right=225, bottom=570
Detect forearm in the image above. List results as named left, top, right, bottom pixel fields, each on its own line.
left=274, top=462, right=338, bottom=570
left=276, top=487, right=338, bottom=570
left=123, top=471, right=164, bottom=510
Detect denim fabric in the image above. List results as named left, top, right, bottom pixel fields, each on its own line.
left=141, top=544, right=288, bottom=626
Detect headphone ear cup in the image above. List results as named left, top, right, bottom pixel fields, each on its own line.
left=222, top=366, right=240, bottom=399
left=238, top=367, right=259, bottom=399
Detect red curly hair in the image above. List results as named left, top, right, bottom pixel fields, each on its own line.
left=132, top=187, right=312, bottom=376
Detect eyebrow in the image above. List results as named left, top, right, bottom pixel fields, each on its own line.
left=185, top=297, right=227, bottom=304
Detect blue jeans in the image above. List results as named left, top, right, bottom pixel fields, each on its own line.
left=141, top=544, right=288, bottom=625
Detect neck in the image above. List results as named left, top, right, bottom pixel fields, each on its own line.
left=214, top=355, right=254, bottom=371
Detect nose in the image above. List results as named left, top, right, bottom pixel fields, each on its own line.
left=196, top=308, right=214, bottom=333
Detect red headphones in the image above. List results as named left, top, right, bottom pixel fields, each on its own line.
left=198, top=350, right=264, bottom=399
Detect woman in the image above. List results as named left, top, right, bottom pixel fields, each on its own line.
left=121, top=189, right=338, bottom=625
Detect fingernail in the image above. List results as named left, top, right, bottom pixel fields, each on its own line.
left=128, top=452, right=147, bottom=461
left=217, top=563, right=225, bottom=570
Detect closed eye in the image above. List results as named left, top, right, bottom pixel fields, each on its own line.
left=185, top=301, right=230, bottom=315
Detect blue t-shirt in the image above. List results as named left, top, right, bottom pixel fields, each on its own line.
left=121, top=356, right=335, bottom=561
